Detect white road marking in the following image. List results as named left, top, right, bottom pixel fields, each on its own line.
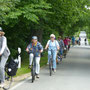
left=9, top=77, right=32, bottom=90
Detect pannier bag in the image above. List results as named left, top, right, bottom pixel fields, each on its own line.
left=7, top=58, right=19, bottom=77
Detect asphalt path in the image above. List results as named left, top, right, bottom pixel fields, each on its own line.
left=10, top=46, right=90, bottom=90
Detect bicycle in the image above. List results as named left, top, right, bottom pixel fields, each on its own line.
left=0, top=64, right=13, bottom=90
left=3, top=73, right=13, bottom=90
left=27, top=51, right=37, bottom=83
left=31, top=54, right=36, bottom=83
left=63, top=47, right=67, bottom=58
left=0, top=57, right=18, bottom=90
left=49, top=49, right=53, bottom=76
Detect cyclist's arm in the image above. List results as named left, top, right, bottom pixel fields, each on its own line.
left=39, top=43, right=43, bottom=53
left=0, top=37, right=7, bottom=55
left=45, top=45, right=48, bottom=50
left=56, top=41, right=60, bottom=50
left=26, top=48, right=29, bottom=52
left=26, top=44, right=31, bottom=53
left=45, top=40, right=50, bottom=50
left=57, top=45, right=60, bottom=50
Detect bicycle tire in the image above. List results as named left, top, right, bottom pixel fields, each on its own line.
left=3, top=77, right=13, bottom=90
left=49, top=58, right=52, bottom=76
left=31, top=68, right=34, bottom=83
left=31, top=64, right=35, bottom=83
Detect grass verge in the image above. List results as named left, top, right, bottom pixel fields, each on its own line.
left=16, top=52, right=48, bottom=77
left=88, top=39, right=90, bottom=45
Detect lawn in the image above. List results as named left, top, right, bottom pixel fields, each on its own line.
left=88, top=39, right=90, bottom=45
left=16, top=52, right=48, bottom=76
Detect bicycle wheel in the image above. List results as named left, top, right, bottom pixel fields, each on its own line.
left=31, top=64, right=35, bottom=83
left=3, top=77, right=13, bottom=90
left=49, top=59, right=52, bottom=76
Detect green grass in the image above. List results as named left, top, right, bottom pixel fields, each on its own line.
left=88, top=39, right=90, bottom=45
left=16, top=53, right=48, bottom=77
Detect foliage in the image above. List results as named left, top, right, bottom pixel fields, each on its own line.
left=0, top=0, right=90, bottom=59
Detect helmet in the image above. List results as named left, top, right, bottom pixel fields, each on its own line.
left=50, top=34, right=55, bottom=38
left=32, top=36, right=38, bottom=40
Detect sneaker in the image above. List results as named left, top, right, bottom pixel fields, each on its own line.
left=28, top=65, right=32, bottom=69
left=36, top=74, right=40, bottom=78
left=53, top=69, right=56, bottom=73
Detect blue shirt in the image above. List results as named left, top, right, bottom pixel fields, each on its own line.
left=72, top=37, right=75, bottom=42
left=27, top=42, right=43, bottom=57
left=58, top=40, right=64, bottom=49
left=47, top=40, right=59, bottom=51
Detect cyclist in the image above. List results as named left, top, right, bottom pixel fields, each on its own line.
left=63, top=37, right=68, bottom=49
left=63, top=37, right=68, bottom=58
left=45, top=34, right=59, bottom=72
left=0, top=27, right=10, bottom=88
left=78, top=37, right=81, bottom=45
left=67, top=37, right=71, bottom=50
left=84, top=38, right=87, bottom=45
left=57, top=36, right=64, bottom=62
left=26, top=36, right=43, bottom=78
left=72, top=36, right=75, bottom=46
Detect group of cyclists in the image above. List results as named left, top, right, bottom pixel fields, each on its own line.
left=76, top=37, right=87, bottom=46
left=26, top=34, right=72, bottom=79
left=0, top=26, right=75, bottom=87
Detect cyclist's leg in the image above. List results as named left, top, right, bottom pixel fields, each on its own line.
left=57, top=50, right=60, bottom=62
left=72, top=41, right=74, bottom=46
left=60, top=49, right=63, bottom=61
left=35, top=57, right=40, bottom=75
left=29, top=53, right=34, bottom=66
left=52, top=50, right=57, bottom=70
left=0, top=56, right=8, bottom=84
left=48, top=50, right=51, bottom=64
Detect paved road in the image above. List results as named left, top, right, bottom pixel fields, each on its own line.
left=11, top=47, right=90, bottom=90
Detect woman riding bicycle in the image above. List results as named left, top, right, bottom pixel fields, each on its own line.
left=26, top=36, right=43, bottom=78
left=0, top=27, right=10, bottom=88
left=45, top=34, right=59, bottom=73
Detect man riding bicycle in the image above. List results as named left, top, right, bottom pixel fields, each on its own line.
left=58, top=36, right=64, bottom=61
left=26, top=36, right=43, bottom=78
left=72, top=36, right=75, bottom=46
left=45, top=34, right=59, bottom=73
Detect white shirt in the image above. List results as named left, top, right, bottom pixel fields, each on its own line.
left=0, top=36, right=10, bottom=57
left=47, top=40, right=59, bottom=47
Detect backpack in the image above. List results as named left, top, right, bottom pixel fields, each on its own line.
left=6, top=58, right=19, bottom=77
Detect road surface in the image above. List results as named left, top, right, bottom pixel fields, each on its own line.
left=10, top=46, right=90, bottom=90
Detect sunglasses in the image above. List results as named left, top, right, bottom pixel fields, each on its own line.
left=51, top=37, right=54, bottom=38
